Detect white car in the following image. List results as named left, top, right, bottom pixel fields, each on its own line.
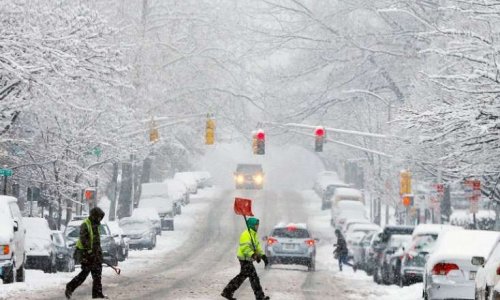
left=474, top=239, right=500, bottom=300
left=0, top=196, right=26, bottom=283
left=341, top=218, right=373, bottom=234
left=412, top=223, right=462, bottom=240
left=165, top=179, right=187, bottom=213
left=139, top=182, right=175, bottom=231
left=132, top=207, right=162, bottom=235
left=331, top=200, right=368, bottom=229
left=173, top=172, right=198, bottom=194
left=23, top=217, right=57, bottom=273
left=423, top=230, right=500, bottom=300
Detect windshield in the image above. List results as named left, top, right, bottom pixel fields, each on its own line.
left=389, top=235, right=412, bottom=248
left=272, top=228, right=310, bottom=239
left=119, top=220, right=149, bottom=231
left=236, top=164, right=262, bottom=173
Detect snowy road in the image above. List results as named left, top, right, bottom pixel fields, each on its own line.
left=3, top=188, right=422, bottom=300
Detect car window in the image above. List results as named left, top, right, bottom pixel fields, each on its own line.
left=236, top=164, right=262, bottom=173
left=272, top=228, right=310, bottom=238
left=52, top=233, right=65, bottom=246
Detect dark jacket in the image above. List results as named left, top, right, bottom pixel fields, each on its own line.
left=80, top=207, right=105, bottom=265
left=334, top=234, right=348, bottom=256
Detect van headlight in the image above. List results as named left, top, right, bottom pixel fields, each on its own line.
left=236, top=175, right=245, bottom=184
left=253, top=174, right=263, bottom=184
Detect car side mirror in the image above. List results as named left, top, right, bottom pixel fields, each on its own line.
left=471, top=256, right=485, bottom=266
left=13, top=221, right=18, bottom=232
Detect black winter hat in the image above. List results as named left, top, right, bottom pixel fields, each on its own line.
left=89, top=207, right=105, bottom=223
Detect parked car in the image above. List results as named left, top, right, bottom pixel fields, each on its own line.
left=342, top=219, right=374, bottom=234
left=365, top=231, right=383, bottom=276
left=321, top=181, right=350, bottom=210
left=0, top=196, right=26, bottom=283
left=474, top=239, right=500, bottom=300
left=64, top=220, right=119, bottom=266
left=397, top=235, right=436, bottom=287
left=166, top=178, right=190, bottom=206
left=372, top=225, right=414, bottom=284
left=377, top=234, right=412, bottom=285
left=106, top=221, right=129, bottom=262
left=51, top=231, right=75, bottom=272
left=423, top=230, right=500, bottom=300
left=174, top=172, right=198, bottom=194
left=139, top=182, right=175, bottom=231
left=396, top=224, right=462, bottom=287
left=345, top=223, right=381, bottom=256
left=132, top=207, right=162, bottom=235
left=233, top=164, right=264, bottom=190
left=313, top=170, right=341, bottom=197
left=352, top=230, right=380, bottom=273
left=264, top=223, right=319, bottom=271
left=23, top=217, right=57, bottom=273
left=165, top=179, right=187, bottom=213
left=192, top=171, right=213, bottom=188
left=331, top=200, right=368, bottom=229
left=119, top=217, right=156, bottom=250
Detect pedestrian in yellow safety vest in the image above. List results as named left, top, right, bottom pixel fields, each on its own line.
left=221, top=217, right=270, bottom=300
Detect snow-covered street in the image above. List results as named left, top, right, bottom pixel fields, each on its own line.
left=2, top=187, right=423, bottom=300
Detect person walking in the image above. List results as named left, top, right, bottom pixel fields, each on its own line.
left=65, top=207, right=108, bottom=299
left=334, top=229, right=356, bottom=272
left=221, top=217, right=270, bottom=300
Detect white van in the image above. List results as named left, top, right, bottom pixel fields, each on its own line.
left=0, top=196, right=26, bottom=283
left=139, top=182, right=175, bottom=231
left=332, top=187, right=364, bottom=205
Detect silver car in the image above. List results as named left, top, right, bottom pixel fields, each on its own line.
left=264, top=223, right=318, bottom=271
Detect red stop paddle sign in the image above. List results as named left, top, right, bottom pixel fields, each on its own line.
left=234, top=198, right=254, bottom=216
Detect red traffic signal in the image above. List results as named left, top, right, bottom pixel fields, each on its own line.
left=315, top=127, right=325, bottom=137
left=84, top=188, right=96, bottom=201
left=256, top=130, right=265, bottom=140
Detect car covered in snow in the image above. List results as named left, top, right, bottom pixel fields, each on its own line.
left=331, top=200, right=368, bottom=229
left=51, top=230, right=75, bottom=272
left=423, top=230, right=500, bottom=300
left=132, top=207, right=162, bottom=236
left=345, top=223, right=381, bottom=256
left=174, top=172, right=199, bottom=194
left=23, top=217, right=57, bottom=273
left=264, top=223, right=319, bottom=272
left=119, top=217, right=156, bottom=250
left=64, top=220, right=119, bottom=267
left=397, top=235, right=436, bottom=287
left=313, top=170, right=341, bottom=197
left=234, top=164, right=264, bottom=190
left=165, top=178, right=190, bottom=206
left=192, top=171, right=213, bottom=188
left=376, top=234, right=412, bottom=285
left=0, top=196, right=26, bottom=283
left=139, top=182, right=176, bottom=230
left=106, top=221, right=129, bottom=262
left=474, top=239, right=500, bottom=300
left=352, top=230, right=380, bottom=273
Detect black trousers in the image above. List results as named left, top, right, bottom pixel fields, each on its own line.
left=222, top=260, right=265, bottom=299
left=66, top=263, right=103, bottom=298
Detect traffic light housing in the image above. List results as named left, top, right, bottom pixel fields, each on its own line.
left=205, top=117, right=215, bottom=145
left=84, top=188, right=96, bottom=201
left=255, top=129, right=265, bottom=155
left=314, top=126, right=325, bottom=152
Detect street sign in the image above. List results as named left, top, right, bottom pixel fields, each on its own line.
left=0, top=169, right=13, bottom=176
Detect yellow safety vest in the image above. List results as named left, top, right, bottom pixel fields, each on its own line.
left=237, top=229, right=264, bottom=261
left=75, top=218, right=98, bottom=253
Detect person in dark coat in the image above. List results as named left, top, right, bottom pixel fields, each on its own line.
left=334, top=229, right=356, bottom=272
left=65, top=207, right=107, bottom=299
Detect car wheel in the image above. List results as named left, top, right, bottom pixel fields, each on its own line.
left=16, top=262, right=25, bottom=282
left=308, top=259, right=316, bottom=272
left=3, top=261, right=16, bottom=284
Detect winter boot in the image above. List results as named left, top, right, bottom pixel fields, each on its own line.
left=221, top=291, right=237, bottom=300
left=65, top=287, right=72, bottom=299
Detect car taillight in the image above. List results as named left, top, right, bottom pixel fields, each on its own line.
left=267, top=237, right=278, bottom=246
left=496, top=265, right=500, bottom=275
left=432, top=263, right=459, bottom=275
left=2, top=245, right=9, bottom=255
left=305, top=239, right=315, bottom=247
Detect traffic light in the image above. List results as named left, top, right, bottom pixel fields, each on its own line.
left=402, top=195, right=413, bottom=207
left=205, top=117, right=215, bottom=145
left=252, top=131, right=258, bottom=154
left=149, top=118, right=159, bottom=143
left=84, top=188, right=96, bottom=201
left=399, top=170, right=412, bottom=195
left=256, top=129, right=265, bottom=155
left=314, top=126, right=325, bottom=152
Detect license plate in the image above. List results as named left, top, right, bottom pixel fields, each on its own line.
left=469, top=271, right=476, bottom=280
left=283, top=243, right=296, bottom=250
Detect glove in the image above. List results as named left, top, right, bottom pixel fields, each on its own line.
left=252, top=253, right=261, bottom=263
left=262, top=255, right=269, bottom=266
